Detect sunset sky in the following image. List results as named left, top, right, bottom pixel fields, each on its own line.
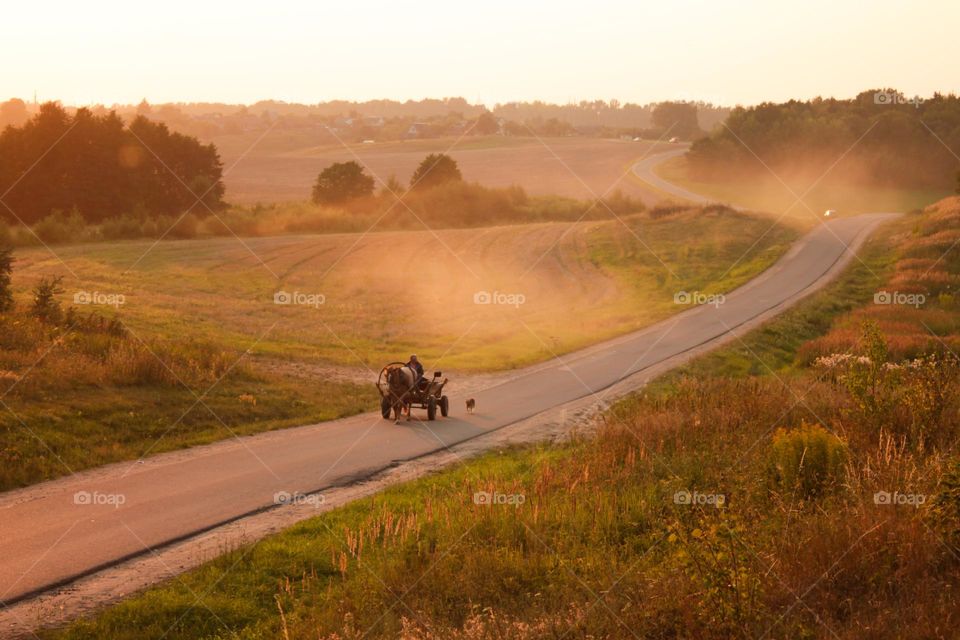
left=2, top=0, right=957, bottom=107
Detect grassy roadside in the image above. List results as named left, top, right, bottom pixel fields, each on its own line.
left=48, top=201, right=960, bottom=638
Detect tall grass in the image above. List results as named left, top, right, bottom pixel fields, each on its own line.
left=0, top=307, right=373, bottom=490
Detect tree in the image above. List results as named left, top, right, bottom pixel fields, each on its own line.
left=31, top=275, right=63, bottom=323
left=0, top=99, right=28, bottom=129
left=0, top=246, right=13, bottom=312
left=410, top=154, right=462, bottom=190
left=0, top=104, right=225, bottom=225
left=474, top=111, right=499, bottom=135
left=651, top=101, right=701, bottom=140
left=311, top=161, right=375, bottom=204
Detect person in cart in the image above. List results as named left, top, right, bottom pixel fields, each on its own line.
left=406, top=354, right=425, bottom=388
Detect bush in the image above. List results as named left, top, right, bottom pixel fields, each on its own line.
left=0, top=246, right=12, bottom=312
left=31, top=275, right=64, bottom=323
left=600, top=189, right=646, bottom=215
left=928, top=457, right=960, bottom=547
left=167, top=213, right=200, bottom=239
left=769, top=423, right=849, bottom=498
left=100, top=214, right=147, bottom=240
left=0, top=219, right=14, bottom=246
left=33, top=209, right=88, bottom=244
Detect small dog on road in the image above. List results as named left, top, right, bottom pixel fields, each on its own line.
left=465, top=398, right=476, bottom=414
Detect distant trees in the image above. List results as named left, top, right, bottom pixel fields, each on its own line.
left=651, top=102, right=702, bottom=140
left=410, top=154, right=462, bottom=190
left=0, top=102, right=225, bottom=225
left=688, top=90, right=960, bottom=189
left=311, top=161, right=375, bottom=204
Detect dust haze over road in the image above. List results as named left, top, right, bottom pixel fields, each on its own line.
left=0, top=151, right=899, bottom=636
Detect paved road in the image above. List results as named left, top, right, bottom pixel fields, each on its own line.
left=0, top=152, right=897, bottom=606
left=632, top=147, right=749, bottom=210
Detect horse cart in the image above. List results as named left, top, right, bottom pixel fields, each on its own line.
left=377, top=362, right=450, bottom=421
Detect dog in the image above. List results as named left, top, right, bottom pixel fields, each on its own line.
left=465, top=398, right=476, bottom=414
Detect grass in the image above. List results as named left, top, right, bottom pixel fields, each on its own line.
left=11, top=207, right=796, bottom=372
left=655, top=155, right=949, bottom=227
left=1, top=204, right=795, bottom=490
left=47, top=201, right=960, bottom=638
left=0, top=309, right=374, bottom=491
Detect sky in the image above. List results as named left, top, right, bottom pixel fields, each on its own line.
left=2, top=0, right=958, bottom=107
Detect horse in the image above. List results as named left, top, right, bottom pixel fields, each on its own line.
left=385, top=365, right=416, bottom=424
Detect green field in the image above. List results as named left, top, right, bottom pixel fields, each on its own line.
left=12, top=209, right=795, bottom=372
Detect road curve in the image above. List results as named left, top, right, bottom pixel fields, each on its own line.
left=0, top=154, right=897, bottom=607
left=632, top=147, right=749, bottom=210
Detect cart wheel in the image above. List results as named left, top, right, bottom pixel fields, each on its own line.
left=380, top=397, right=392, bottom=419
left=427, top=397, right=437, bottom=421
left=440, top=395, right=449, bottom=417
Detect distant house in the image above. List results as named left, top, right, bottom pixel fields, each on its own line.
left=362, top=115, right=385, bottom=127
left=406, top=122, right=431, bottom=137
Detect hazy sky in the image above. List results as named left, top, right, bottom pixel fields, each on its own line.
left=2, top=0, right=957, bottom=107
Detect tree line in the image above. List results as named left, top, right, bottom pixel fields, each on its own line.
left=687, top=89, right=960, bottom=190
left=0, top=102, right=225, bottom=225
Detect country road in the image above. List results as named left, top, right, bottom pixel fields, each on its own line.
left=0, top=151, right=898, bottom=616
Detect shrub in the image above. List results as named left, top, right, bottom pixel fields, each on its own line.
left=167, top=212, right=200, bottom=239
left=928, top=457, right=960, bottom=547
left=769, top=423, right=849, bottom=498
left=100, top=214, right=147, bottom=240
left=30, top=275, right=64, bottom=323
left=900, top=352, right=960, bottom=444
left=0, top=219, right=14, bottom=247
left=842, top=321, right=900, bottom=429
left=600, top=189, right=645, bottom=215
left=648, top=204, right=691, bottom=219
left=33, top=209, right=87, bottom=244
left=0, top=246, right=12, bottom=312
